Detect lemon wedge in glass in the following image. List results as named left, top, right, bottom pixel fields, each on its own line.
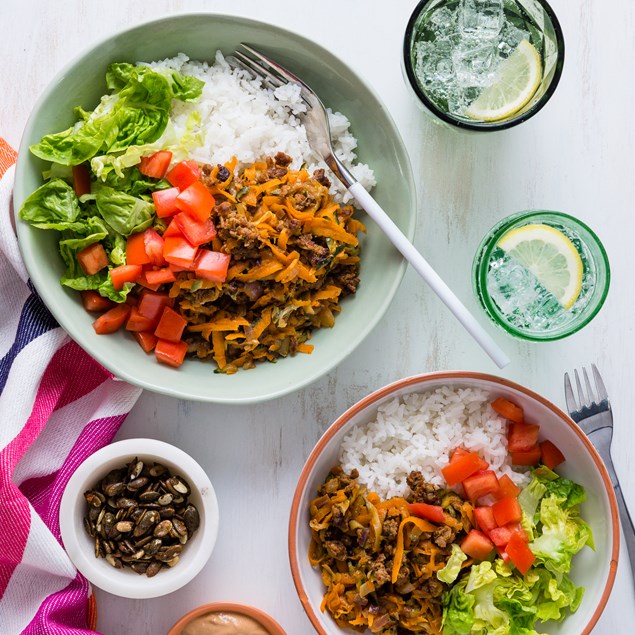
left=465, top=39, right=542, bottom=122
left=497, top=224, right=584, bottom=310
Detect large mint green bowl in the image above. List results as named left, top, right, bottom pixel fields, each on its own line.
left=13, top=14, right=415, bottom=404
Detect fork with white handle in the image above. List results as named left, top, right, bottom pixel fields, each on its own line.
left=228, top=44, right=510, bottom=369
left=564, top=364, right=635, bottom=582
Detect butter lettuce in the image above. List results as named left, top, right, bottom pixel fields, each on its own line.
left=438, top=544, right=468, bottom=584
left=30, top=63, right=203, bottom=166
left=90, top=110, right=203, bottom=181
left=89, top=183, right=154, bottom=237
left=21, top=59, right=205, bottom=303
left=442, top=470, right=592, bottom=634
left=530, top=493, right=594, bottom=574
left=19, top=179, right=82, bottom=230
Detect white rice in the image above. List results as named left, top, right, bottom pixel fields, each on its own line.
left=145, top=52, right=376, bottom=203
left=339, top=386, right=530, bottom=499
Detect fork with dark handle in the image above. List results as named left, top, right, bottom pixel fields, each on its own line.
left=228, top=44, right=510, bottom=370
left=564, top=365, right=635, bottom=581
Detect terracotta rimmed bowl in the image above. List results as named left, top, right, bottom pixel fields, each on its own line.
left=168, top=602, right=286, bottom=634
left=13, top=13, right=415, bottom=404
left=289, top=371, right=619, bottom=635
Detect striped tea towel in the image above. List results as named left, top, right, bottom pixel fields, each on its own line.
left=0, top=138, right=142, bottom=634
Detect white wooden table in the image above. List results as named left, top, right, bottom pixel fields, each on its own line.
left=2, top=0, right=634, bottom=633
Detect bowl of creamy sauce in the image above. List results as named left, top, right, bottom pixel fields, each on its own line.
left=168, top=603, right=285, bottom=635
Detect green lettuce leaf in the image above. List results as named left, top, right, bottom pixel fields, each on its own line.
left=443, top=471, right=593, bottom=634
left=91, top=183, right=154, bottom=236
left=442, top=580, right=475, bottom=635
left=533, top=466, right=586, bottom=509
left=97, top=274, right=131, bottom=302
left=99, top=165, right=171, bottom=197
left=30, top=63, right=203, bottom=166
left=157, top=66, right=205, bottom=101
left=18, top=179, right=82, bottom=230
left=104, top=231, right=127, bottom=266
left=90, top=110, right=203, bottom=181
left=530, top=495, right=594, bottom=574
left=465, top=561, right=498, bottom=593
left=58, top=222, right=108, bottom=292
left=438, top=544, right=468, bottom=584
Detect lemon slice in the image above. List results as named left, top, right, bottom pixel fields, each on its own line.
left=465, top=40, right=542, bottom=122
left=497, top=224, right=584, bottom=310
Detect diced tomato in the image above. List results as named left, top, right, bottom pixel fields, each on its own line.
left=72, top=164, right=91, bottom=197
left=125, top=294, right=138, bottom=307
left=407, top=502, right=446, bottom=524
left=153, top=187, right=181, bottom=218
left=494, top=474, right=521, bottom=500
left=137, top=291, right=173, bottom=324
left=139, top=150, right=173, bottom=179
left=77, top=243, right=109, bottom=275
left=143, top=228, right=166, bottom=266
left=133, top=331, right=158, bottom=353
left=508, top=522, right=529, bottom=543
left=163, top=236, right=198, bottom=268
left=144, top=267, right=176, bottom=285
left=155, top=338, right=188, bottom=368
left=135, top=270, right=161, bottom=292
left=449, top=447, right=471, bottom=462
left=497, top=547, right=511, bottom=563
left=508, top=422, right=540, bottom=452
left=80, top=290, right=114, bottom=313
left=110, top=264, right=142, bottom=291
left=166, top=160, right=200, bottom=189
left=462, top=470, right=501, bottom=502
left=126, top=232, right=151, bottom=266
left=195, top=249, right=230, bottom=282
left=511, top=445, right=542, bottom=466
left=92, top=304, right=131, bottom=335
left=125, top=307, right=156, bottom=332
left=474, top=506, right=497, bottom=534
left=492, top=496, right=522, bottom=526
left=540, top=440, right=566, bottom=470
left=173, top=212, right=217, bottom=246
left=166, top=264, right=189, bottom=274
left=505, top=533, right=536, bottom=575
left=491, top=397, right=524, bottom=424
left=460, top=530, right=494, bottom=561
left=175, top=181, right=215, bottom=222
left=154, top=306, right=187, bottom=342
left=162, top=219, right=183, bottom=238
left=441, top=451, right=489, bottom=487
left=489, top=525, right=513, bottom=547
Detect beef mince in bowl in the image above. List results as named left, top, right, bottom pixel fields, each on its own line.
left=14, top=14, right=416, bottom=402
left=291, top=374, right=619, bottom=635
left=19, top=52, right=370, bottom=374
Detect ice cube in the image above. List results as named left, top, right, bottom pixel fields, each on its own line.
left=452, top=38, right=498, bottom=87
left=430, top=6, right=456, bottom=32
left=499, top=23, right=531, bottom=57
left=459, top=0, right=504, bottom=40
left=415, top=39, right=455, bottom=92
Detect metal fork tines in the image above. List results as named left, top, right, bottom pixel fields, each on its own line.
left=564, top=365, right=635, bottom=584
left=564, top=364, right=612, bottom=433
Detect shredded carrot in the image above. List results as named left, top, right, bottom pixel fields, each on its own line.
left=175, top=154, right=363, bottom=372
left=392, top=516, right=438, bottom=583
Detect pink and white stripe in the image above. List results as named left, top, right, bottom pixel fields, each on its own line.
left=0, top=141, right=142, bottom=634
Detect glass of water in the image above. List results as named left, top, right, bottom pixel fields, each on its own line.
left=402, top=0, right=565, bottom=130
left=472, top=211, right=610, bottom=341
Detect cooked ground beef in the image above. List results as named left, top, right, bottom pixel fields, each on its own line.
left=407, top=471, right=442, bottom=505
left=309, top=469, right=474, bottom=635
left=174, top=157, right=364, bottom=373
